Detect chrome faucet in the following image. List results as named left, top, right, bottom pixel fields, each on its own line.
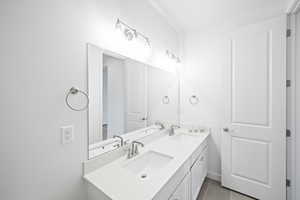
left=113, top=135, right=124, bottom=146
left=155, top=121, right=165, bottom=130
left=169, top=125, right=180, bottom=136
left=127, top=141, right=144, bottom=159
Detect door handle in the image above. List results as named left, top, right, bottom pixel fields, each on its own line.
left=223, top=128, right=229, bottom=132
left=141, top=117, right=147, bottom=121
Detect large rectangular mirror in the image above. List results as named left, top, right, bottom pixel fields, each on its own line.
left=87, top=44, right=179, bottom=159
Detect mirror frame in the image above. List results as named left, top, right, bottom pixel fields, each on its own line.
left=87, top=43, right=180, bottom=159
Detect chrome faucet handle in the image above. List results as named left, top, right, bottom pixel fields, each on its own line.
left=124, top=139, right=130, bottom=145
left=132, top=141, right=144, bottom=147
left=133, top=141, right=144, bottom=155
left=127, top=147, right=133, bottom=159
left=134, top=145, right=139, bottom=155
left=169, top=125, right=180, bottom=136
left=113, top=135, right=124, bottom=146
left=126, top=141, right=144, bottom=158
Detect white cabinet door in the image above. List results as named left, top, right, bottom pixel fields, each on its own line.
left=169, top=173, right=190, bottom=200
left=190, top=148, right=207, bottom=200
left=222, top=16, right=286, bottom=200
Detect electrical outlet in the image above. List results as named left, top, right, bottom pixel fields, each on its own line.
left=61, top=125, right=74, bottom=144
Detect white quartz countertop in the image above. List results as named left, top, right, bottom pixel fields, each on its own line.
left=84, top=130, right=210, bottom=200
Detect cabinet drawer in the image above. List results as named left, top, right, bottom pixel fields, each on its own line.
left=191, top=139, right=207, bottom=166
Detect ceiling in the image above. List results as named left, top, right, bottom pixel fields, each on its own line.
left=149, top=0, right=290, bottom=32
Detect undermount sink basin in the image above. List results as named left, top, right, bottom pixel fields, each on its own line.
left=123, top=151, right=173, bottom=179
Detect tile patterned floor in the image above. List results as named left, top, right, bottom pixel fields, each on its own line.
left=197, top=179, right=256, bottom=200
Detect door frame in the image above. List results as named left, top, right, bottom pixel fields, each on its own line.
left=287, top=1, right=300, bottom=200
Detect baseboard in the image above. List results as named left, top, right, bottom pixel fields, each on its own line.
left=207, top=171, right=221, bottom=182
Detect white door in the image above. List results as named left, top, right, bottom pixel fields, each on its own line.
left=222, top=16, right=286, bottom=200
left=124, top=59, right=147, bottom=132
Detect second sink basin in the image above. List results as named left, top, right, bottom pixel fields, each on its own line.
left=123, top=151, right=173, bottom=178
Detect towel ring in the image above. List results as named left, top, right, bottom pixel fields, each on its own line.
left=189, top=95, right=199, bottom=105
left=65, top=87, right=89, bottom=111
left=162, top=96, right=170, bottom=104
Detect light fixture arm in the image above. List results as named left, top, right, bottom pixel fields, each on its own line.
left=166, top=50, right=181, bottom=63
left=116, top=18, right=150, bottom=46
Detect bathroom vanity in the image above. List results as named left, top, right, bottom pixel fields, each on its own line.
left=83, top=129, right=209, bottom=200
left=84, top=44, right=208, bottom=200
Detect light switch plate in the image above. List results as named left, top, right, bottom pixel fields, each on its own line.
left=61, top=125, right=74, bottom=144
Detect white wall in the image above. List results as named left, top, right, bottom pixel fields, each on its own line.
left=147, top=67, right=179, bottom=125
left=180, top=15, right=287, bottom=181
left=181, top=30, right=230, bottom=180
left=0, top=1, right=180, bottom=200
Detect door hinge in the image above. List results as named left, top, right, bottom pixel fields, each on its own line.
left=287, top=29, right=291, bottom=37
left=286, top=129, right=291, bottom=137
left=286, top=80, right=291, bottom=87
left=286, top=179, right=291, bottom=187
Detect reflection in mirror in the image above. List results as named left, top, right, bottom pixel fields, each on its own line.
left=102, top=55, right=127, bottom=140
left=87, top=44, right=179, bottom=159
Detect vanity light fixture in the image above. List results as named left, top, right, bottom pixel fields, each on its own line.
left=115, top=18, right=151, bottom=47
left=166, top=50, right=181, bottom=63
